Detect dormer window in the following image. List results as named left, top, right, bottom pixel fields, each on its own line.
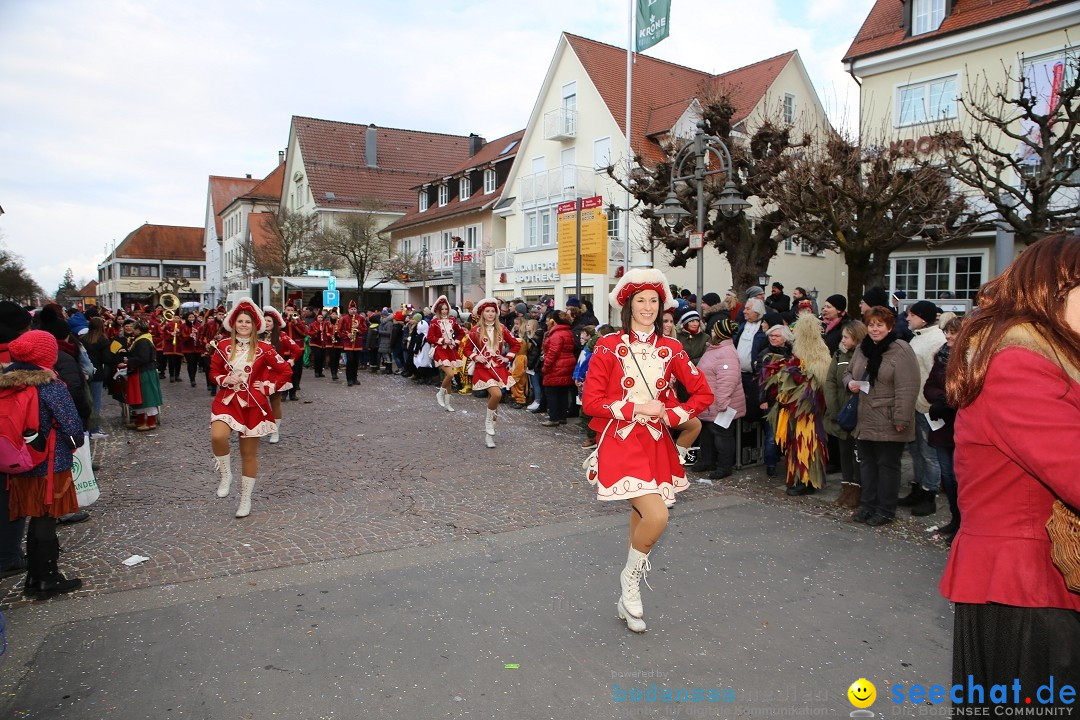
left=459, top=177, right=471, bottom=201
left=419, top=190, right=429, bottom=212
left=484, top=169, right=497, bottom=194
left=438, top=183, right=449, bottom=207
left=912, top=0, right=945, bottom=36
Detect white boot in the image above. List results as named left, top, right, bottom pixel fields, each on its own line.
left=442, top=389, right=455, bottom=413
left=619, top=547, right=651, bottom=619
left=214, top=454, right=232, bottom=498
left=618, top=599, right=647, bottom=633
left=268, top=420, right=281, bottom=444
left=235, top=476, right=255, bottom=518
left=484, top=408, right=496, bottom=448
left=436, top=388, right=446, bottom=409
left=676, top=445, right=698, bottom=466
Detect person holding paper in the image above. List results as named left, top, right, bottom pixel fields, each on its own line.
left=844, top=306, right=919, bottom=527
left=923, top=315, right=962, bottom=542
left=692, top=319, right=745, bottom=481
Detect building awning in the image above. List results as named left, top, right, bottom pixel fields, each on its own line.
left=282, top=276, right=407, bottom=291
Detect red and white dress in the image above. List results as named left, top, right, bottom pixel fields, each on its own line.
left=427, top=317, right=466, bottom=368
left=467, top=325, right=521, bottom=391
left=582, top=331, right=714, bottom=504
left=209, top=338, right=294, bottom=437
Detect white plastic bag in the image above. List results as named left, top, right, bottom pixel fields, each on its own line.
left=72, top=432, right=99, bottom=507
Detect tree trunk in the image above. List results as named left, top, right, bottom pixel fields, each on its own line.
left=844, top=251, right=872, bottom=313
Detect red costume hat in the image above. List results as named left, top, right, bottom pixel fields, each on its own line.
left=432, top=295, right=451, bottom=313
left=223, top=298, right=265, bottom=334
left=347, top=299, right=358, bottom=311
left=262, top=305, right=284, bottom=330
left=473, top=297, right=499, bottom=317
left=608, top=268, right=677, bottom=311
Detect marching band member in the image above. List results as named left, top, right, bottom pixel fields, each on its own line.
left=162, top=312, right=183, bottom=382
left=426, top=295, right=465, bottom=411
left=339, top=301, right=367, bottom=387
left=325, top=306, right=343, bottom=382
left=148, top=307, right=166, bottom=379
left=180, top=311, right=202, bottom=387
left=200, top=307, right=226, bottom=395
left=582, top=268, right=713, bottom=633
left=467, top=297, right=521, bottom=448
left=284, top=304, right=308, bottom=399
left=309, top=309, right=326, bottom=377
left=209, top=298, right=292, bottom=518
left=261, top=306, right=299, bottom=444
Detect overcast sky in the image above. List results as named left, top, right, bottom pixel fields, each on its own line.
left=0, top=0, right=874, bottom=295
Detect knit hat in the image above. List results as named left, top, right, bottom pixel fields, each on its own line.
left=515, top=302, right=528, bottom=315
left=9, top=329, right=58, bottom=369
left=565, top=296, right=581, bottom=308
left=711, top=318, right=737, bottom=342
left=825, top=294, right=847, bottom=313
left=772, top=282, right=784, bottom=291
left=908, top=300, right=941, bottom=325
left=412, top=313, right=422, bottom=322
left=679, top=309, right=701, bottom=327
left=701, top=292, right=721, bottom=306
left=393, top=311, right=404, bottom=321
left=36, top=305, right=71, bottom=341
left=745, top=286, right=765, bottom=300
left=0, top=301, right=32, bottom=343
left=862, top=287, right=890, bottom=308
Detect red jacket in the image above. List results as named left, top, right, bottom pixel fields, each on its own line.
left=541, top=323, right=576, bottom=387
left=940, top=340, right=1080, bottom=611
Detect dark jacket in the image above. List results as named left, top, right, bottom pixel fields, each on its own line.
left=824, top=346, right=855, bottom=439
left=764, top=292, right=791, bottom=315
left=541, top=323, right=576, bottom=386
left=54, top=338, right=90, bottom=429
left=755, top=343, right=792, bottom=408
left=923, top=343, right=955, bottom=448
left=377, top=317, right=394, bottom=354
left=822, top=315, right=851, bottom=356
left=81, top=335, right=111, bottom=383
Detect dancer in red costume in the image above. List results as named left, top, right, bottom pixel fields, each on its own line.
left=426, top=295, right=466, bottom=412
left=467, top=297, right=520, bottom=448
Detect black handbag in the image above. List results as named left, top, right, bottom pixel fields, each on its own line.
left=837, top=393, right=860, bottom=432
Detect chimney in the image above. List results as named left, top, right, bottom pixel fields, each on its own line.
left=469, top=133, right=484, bottom=156
left=245, top=174, right=252, bottom=179
left=278, top=150, right=285, bottom=165
left=366, top=125, right=378, bottom=167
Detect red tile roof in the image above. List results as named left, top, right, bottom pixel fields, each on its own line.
left=208, top=176, right=261, bottom=237
left=844, top=0, right=1066, bottom=63
left=384, top=129, right=527, bottom=234
left=242, top=162, right=285, bottom=204
left=114, top=224, right=204, bottom=261
left=292, top=116, right=478, bottom=213
left=564, top=34, right=796, bottom=165
left=77, top=280, right=98, bottom=297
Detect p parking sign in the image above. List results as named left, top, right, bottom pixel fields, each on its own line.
left=323, top=290, right=339, bottom=309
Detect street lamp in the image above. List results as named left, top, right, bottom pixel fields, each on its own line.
left=654, top=121, right=750, bottom=313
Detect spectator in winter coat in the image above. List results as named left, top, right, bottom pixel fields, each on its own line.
left=821, top=294, right=851, bottom=355
left=35, top=305, right=90, bottom=432
left=522, top=318, right=544, bottom=411
left=764, top=282, right=791, bottom=315
left=825, top=320, right=867, bottom=509
left=755, top=323, right=793, bottom=477
left=675, top=309, right=707, bottom=364
left=700, top=292, right=725, bottom=335
left=0, top=300, right=32, bottom=580
left=692, top=319, right=745, bottom=480
left=377, top=312, right=394, bottom=373
left=540, top=311, right=576, bottom=426
left=898, top=300, right=946, bottom=516
left=734, top=298, right=768, bottom=421
left=923, top=315, right=962, bottom=542
left=390, top=311, right=405, bottom=373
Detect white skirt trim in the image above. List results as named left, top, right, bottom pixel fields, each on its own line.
left=434, top=359, right=465, bottom=369
left=472, top=378, right=511, bottom=391
left=210, top=413, right=277, bottom=438
left=596, top=474, right=690, bottom=503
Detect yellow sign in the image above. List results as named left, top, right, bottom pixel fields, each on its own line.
left=557, top=197, right=608, bottom=275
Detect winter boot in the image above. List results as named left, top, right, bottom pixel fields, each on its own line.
left=235, top=476, right=255, bottom=518
left=618, top=547, right=651, bottom=620
left=436, top=388, right=446, bottom=409
left=214, top=454, right=233, bottom=497
left=441, top=389, right=455, bottom=413
left=897, top=483, right=924, bottom=507
left=289, top=389, right=297, bottom=401
left=911, top=490, right=938, bottom=517
left=484, top=409, right=497, bottom=449
left=676, top=445, right=698, bottom=466
left=618, top=600, right=647, bottom=633
left=133, top=412, right=147, bottom=430
left=268, top=420, right=281, bottom=444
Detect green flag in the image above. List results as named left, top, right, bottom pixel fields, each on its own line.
left=635, top=0, right=671, bottom=52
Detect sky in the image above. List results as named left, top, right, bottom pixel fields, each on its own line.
left=0, top=0, right=875, bottom=295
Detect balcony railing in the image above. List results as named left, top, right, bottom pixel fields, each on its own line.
left=543, top=108, right=577, bottom=140
left=518, top=165, right=596, bottom=210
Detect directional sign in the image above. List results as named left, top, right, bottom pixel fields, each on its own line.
left=323, top=290, right=339, bottom=309
left=327, top=276, right=337, bottom=292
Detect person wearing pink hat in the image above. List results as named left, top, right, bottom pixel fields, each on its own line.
left=583, top=268, right=714, bottom=633
left=209, top=299, right=294, bottom=518
left=2, top=329, right=85, bottom=599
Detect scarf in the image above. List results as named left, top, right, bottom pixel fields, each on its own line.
left=860, top=331, right=897, bottom=386
left=824, top=316, right=843, bottom=336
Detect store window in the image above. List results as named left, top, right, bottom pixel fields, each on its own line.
left=889, top=252, right=985, bottom=301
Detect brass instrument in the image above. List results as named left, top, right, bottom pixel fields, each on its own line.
left=160, top=293, right=180, bottom=319
left=349, top=320, right=358, bottom=343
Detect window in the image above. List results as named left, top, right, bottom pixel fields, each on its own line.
left=459, top=177, right=471, bottom=201
left=539, top=209, right=552, bottom=246
left=783, top=93, right=796, bottom=125
left=607, top=208, right=620, bottom=242
left=912, top=0, right=945, bottom=36
left=296, top=182, right=305, bottom=209
left=889, top=252, right=985, bottom=300
left=464, top=225, right=480, bottom=253
left=561, top=82, right=577, bottom=135
left=898, top=75, right=957, bottom=126
left=419, top=190, right=429, bottom=212
left=526, top=213, right=538, bottom=248
left=525, top=210, right=552, bottom=248
left=484, top=169, right=497, bottom=194
left=121, top=263, right=158, bottom=277
left=438, top=184, right=448, bottom=207
left=594, top=137, right=612, bottom=171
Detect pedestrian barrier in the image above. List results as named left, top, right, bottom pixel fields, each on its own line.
left=734, top=419, right=765, bottom=469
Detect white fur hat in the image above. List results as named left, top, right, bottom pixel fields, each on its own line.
left=608, top=268, right=678, bottom=311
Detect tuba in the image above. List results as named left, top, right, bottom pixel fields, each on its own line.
left=160, top=293, right=180, bottom=321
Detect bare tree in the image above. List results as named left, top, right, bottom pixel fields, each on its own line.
left=257, top=207, right=320, bottom=277
left=311, top=203, right=391, bottom=307
left=0, top=241, right=44, bottom=305
left=764, top=128, right=976, bottom=308
left=380, top=249, right=431, bottom=285
left=609, top=93, right=803, bottom=291
left=939, top=52, right=1080, bottom=244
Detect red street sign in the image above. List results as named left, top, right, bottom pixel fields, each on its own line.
left=557, top=200, right=578, bottom=215
left=453, top=252, right=462, bottom=262
left=581, top=195, right=603, bottom=210
left=463, top=254, right=473, bottom=262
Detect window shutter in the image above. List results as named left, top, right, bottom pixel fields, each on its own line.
left=944, top=0, right=954, bottom=18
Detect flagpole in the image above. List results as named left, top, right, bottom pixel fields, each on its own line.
left=625, top=0, right=634, bottom=275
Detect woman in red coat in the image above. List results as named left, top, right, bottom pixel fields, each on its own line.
left=940, top=233, right=1080, bottom=703
left=540, top=311, right=576, bottom=427
left=426, top=295, right=466, bottom=412
left=466, top=297, right=520, bottom=448
left=209, top=298, right=293, bottom=518
left=582, top=268, right=714, bottom=633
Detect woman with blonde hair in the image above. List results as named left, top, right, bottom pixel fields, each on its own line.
left=467, top=298, right=521, bottom=448
left=210, top=299, right=293, bottom=518
left=940, top=233, right=1080, bottom=701
left=762, top=313, right=832, bottom=495
left=426, top=295, right=465, bottom=412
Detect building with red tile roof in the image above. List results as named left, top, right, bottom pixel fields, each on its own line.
left=219, top=162, right=286, bottom=296
left=202, top=173, right=264, bottom=307
left=96, top=223, right=206, bottom=310
left=76, top=280, right=98, bottom=309
left=842, top=0, right=1079, bottom=298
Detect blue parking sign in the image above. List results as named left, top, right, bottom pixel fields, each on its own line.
left=323, top=290, right=339, bottom=309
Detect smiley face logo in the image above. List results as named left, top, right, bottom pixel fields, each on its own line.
left=847, top=678, right=876, bottom=709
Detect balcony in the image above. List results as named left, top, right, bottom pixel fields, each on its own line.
left=518, top=165, right=596, bottom=210
left=543, top=108, right=577, bottom=140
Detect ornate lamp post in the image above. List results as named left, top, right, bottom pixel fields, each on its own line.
left=654, top=121, right=750, bottom=313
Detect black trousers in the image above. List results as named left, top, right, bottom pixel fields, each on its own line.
left=545, top=385, right=571, bottom=422
left=0, top=478, right=26, bottom=570
left=837, top=436, right=859, bottom=486
left=166, top=354, right=182, bottom=379
left=856, top=439, right=904, bottom=519
left=327, top=348, right=341, bottom=378
left=290, top=359, right=303, bottom=395
left=184, top=353, right=201, bottom=384
left=708, top=422, right=736, bottom=472
left=344, top=350, right=362, bottom=383
left=312, top=347, right=325, bottom=376
left=26, top=516, right=60, bottom=580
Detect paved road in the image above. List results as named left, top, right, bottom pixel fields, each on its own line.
left=0, top=369, right=955, bottom=718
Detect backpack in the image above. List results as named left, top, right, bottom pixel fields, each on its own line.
left=0, top=383, right=48, bottom=474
